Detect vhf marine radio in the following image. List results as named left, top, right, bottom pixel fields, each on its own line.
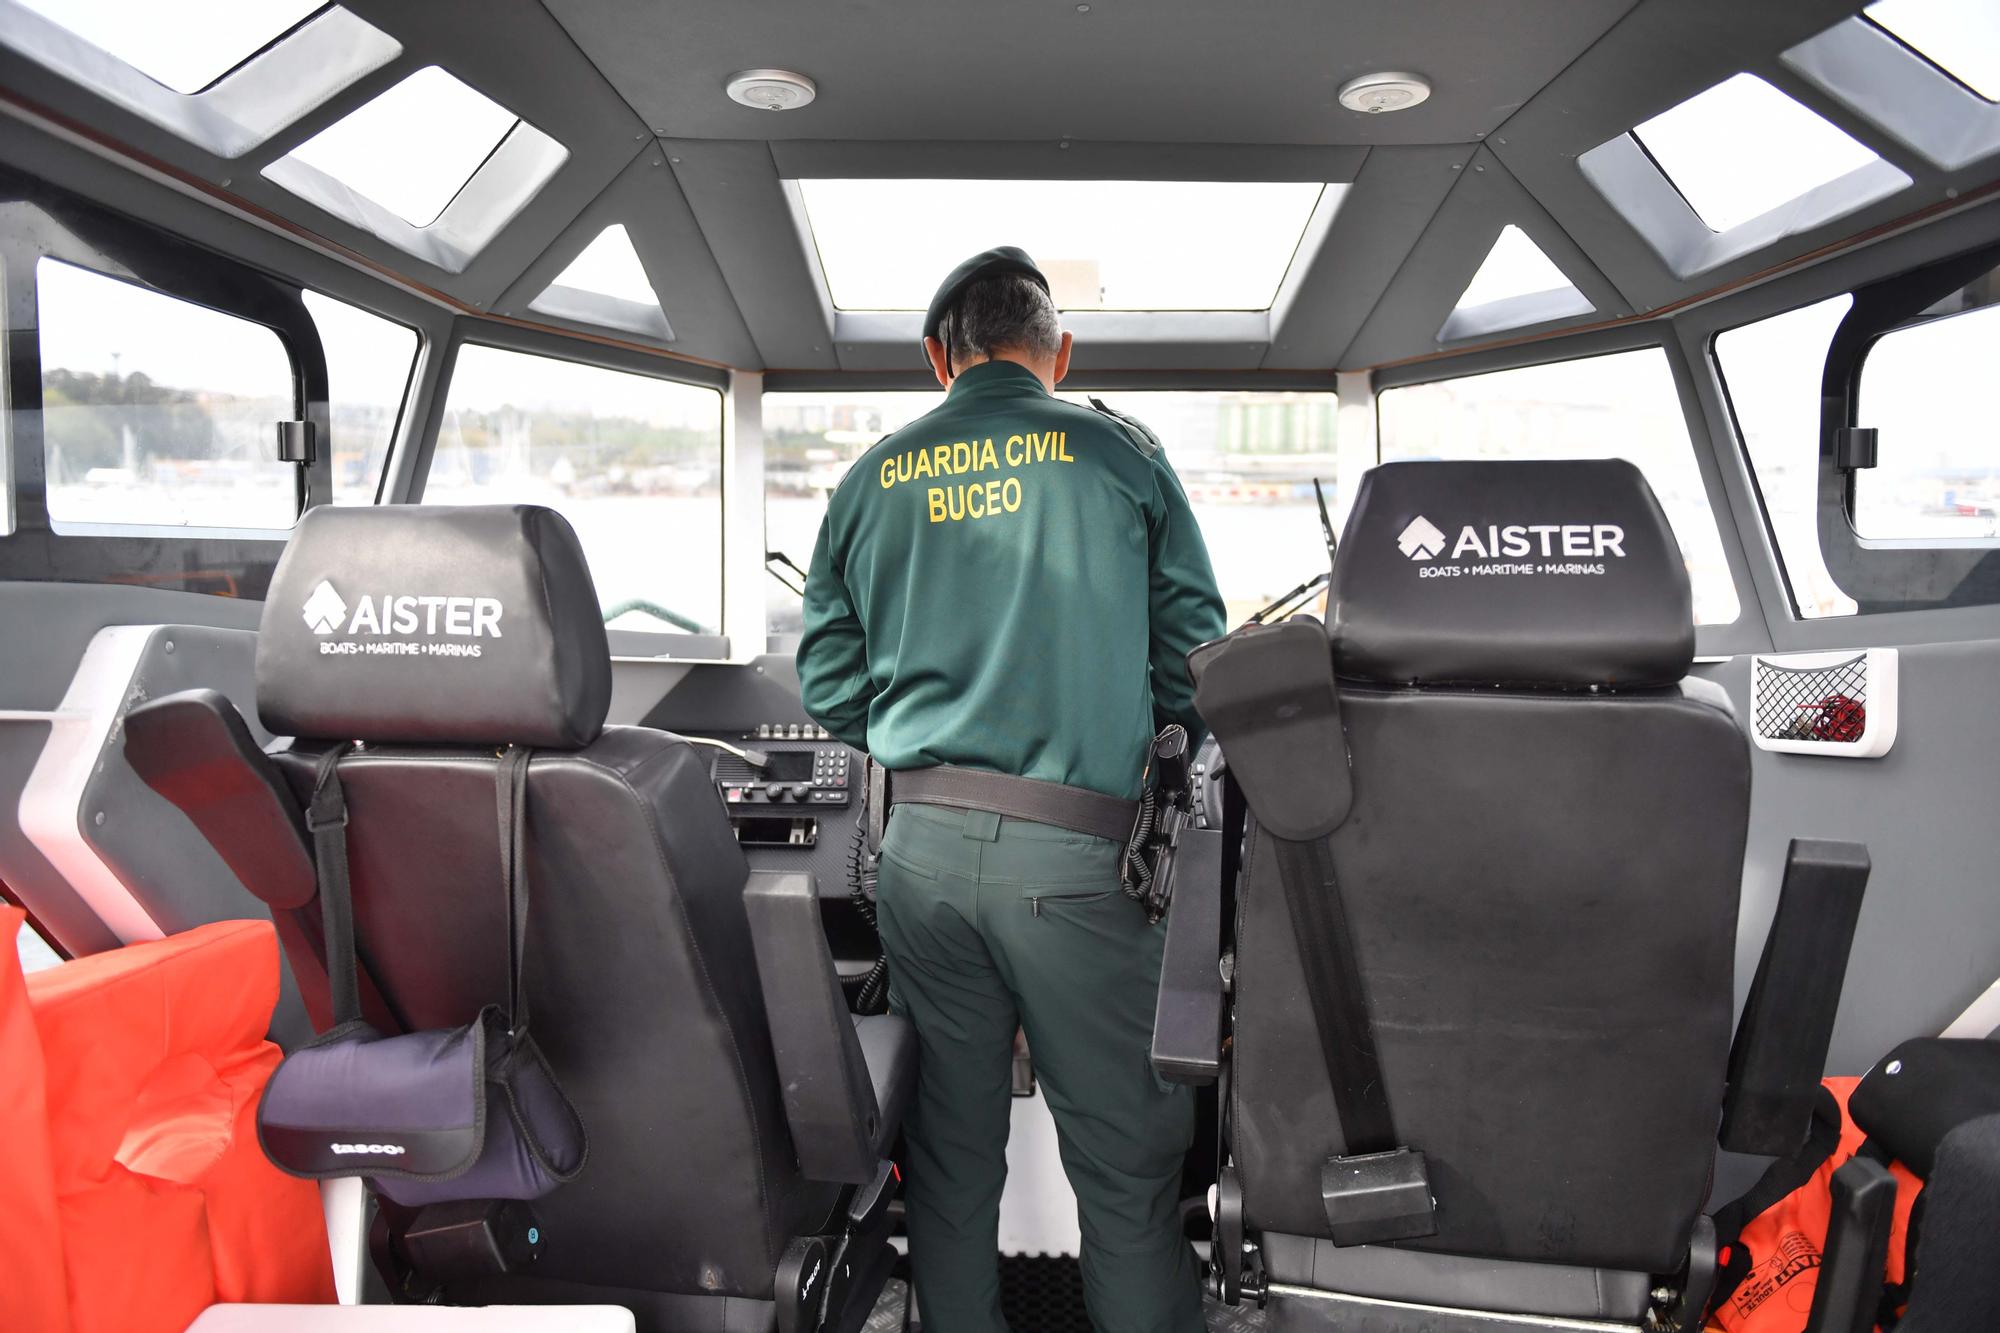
left=706, top=724, right=854, bottom=848
left=713, top=723, right=853, bottom=807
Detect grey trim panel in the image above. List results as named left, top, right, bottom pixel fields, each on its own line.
left=664, top=139, right=836, bottom=370
left=1266, top=145, right=1471, bottom=370
left=494, top=147, right=761, bottom=367
left=1344, top=146, right=1631, bottom=366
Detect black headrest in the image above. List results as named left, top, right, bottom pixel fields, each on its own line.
left=257, top=505, right=612, bottom=747
left=1329, top=460, right=1694, bottom=689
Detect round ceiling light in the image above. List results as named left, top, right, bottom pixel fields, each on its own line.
left=1337, top=71, right=1431, bottom=115
left=725, top=69, right=818, bottom=111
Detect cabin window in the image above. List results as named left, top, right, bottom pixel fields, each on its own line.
left=37, top=258, right=298, bottom=532
left=763, top=389, right=1340, bottom=633
left=1717, top=249, right=2000, bottom=618
left=303, top=292, right=418, bottom=506
left=794, top=179, right=1337, bottom=311
left=429, top=344, right=724, bottom=636
left=1852, top=298, right=2000, bottom=542
left=1376, top=347, right=1741, bottom=626
left=1713, top=296, right=1860, bottom=618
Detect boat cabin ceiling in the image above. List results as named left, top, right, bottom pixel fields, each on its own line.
left=1, top=0, right=1995, bottom=375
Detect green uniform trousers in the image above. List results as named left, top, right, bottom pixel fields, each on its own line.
left=875, top=802, right=1203, bottom=1333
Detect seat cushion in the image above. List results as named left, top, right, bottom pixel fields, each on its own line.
left=1261, top=1232, right=1653, bottom=1320
left=186, top=1307, right=636, bottom=1332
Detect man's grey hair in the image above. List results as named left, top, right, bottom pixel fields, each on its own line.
left=937, top=273, right=1062, bottom=373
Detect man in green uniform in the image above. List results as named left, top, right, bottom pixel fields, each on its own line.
left=797, top=247, right=1225, bottom=1332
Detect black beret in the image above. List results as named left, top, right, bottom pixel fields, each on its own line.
left=922, top=246, right=1051, bottom=342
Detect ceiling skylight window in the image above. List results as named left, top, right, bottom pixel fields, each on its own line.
left=1456, top=227, right=1577, bottom=309
left=1439, top=225, right=1593, bottom=341
left=13, top=0, right=322, bottom=93
left=528, top=225, right=672, bottom=342
left=544, top=225, right=656, bottom=304
left=1865, top=0, right=2000, bottom=101
left=283, top=67, right=518, bottom=227
left=1632, top=74, right=1880, bottom=233
left=796, top=179, right=1335, bottom=311
left=262, top=65, right=568, bottom=273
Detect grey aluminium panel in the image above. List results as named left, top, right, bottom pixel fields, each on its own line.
left=1265, top=144, right=1473, bottom=371
left=665, top=138, right=837, bottom=370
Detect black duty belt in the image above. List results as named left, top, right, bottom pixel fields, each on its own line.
left=890, top=766, right=1138, bottom=843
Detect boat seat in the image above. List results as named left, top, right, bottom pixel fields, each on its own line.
left=1207, top=461, right=1756, bottom=1329
left=130, top=504, right=912, bottom=1333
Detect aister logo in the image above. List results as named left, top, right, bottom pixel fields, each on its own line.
left=302, top=580, right=348, bottom=635
left=1396, top=515, right=1448, bottom=561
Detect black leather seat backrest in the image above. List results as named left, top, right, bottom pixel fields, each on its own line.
left=1232, top=461, right=1749, bottom=1274
left=250, top=505, right=831, bottom=1302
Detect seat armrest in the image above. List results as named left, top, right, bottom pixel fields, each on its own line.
left=1152, top=826, right=1224, bottom=1085
left=743, top=869, right=882, bottom=1184
left=1802, top=1157, right=1896, bottom=1333
left=1720, top=839, right=1870, bottom=1155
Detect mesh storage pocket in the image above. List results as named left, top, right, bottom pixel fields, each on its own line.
left=1753, top=653, right=1868, bottom=745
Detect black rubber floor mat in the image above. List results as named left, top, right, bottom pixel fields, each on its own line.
left=1000, top=1255, right=1093, bottom=1332
left=877, top=1255, right=1271, bottom=1331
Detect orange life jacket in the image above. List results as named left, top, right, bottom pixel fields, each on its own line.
left=1707, top=1078, right=1920, bottom=1333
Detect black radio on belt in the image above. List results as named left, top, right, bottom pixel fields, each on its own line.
left=713, top=726, right=853, bottom=808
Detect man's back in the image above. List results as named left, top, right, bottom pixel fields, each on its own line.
left=799, top=359, right=1221, bottom=799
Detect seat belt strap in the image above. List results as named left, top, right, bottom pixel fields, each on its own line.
left=306, top=743, right=360, bottom=1027
left=1269, top=832, right=1396, bottom=1154
left=495, top=746, right=533, bottom=1034
left=892, top=765, right=1137, bottom=843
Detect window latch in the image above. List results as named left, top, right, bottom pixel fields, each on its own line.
left=275, top=420, right=316, bottom=465
left=1834, top=426, right=1878, bottom=472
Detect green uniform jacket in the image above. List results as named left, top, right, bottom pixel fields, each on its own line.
left=798, top=361, right=1226, bottom=801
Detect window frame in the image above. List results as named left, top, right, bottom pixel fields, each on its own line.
left=1808, top=239, right=2000, bottom=612
left=411, top=319, right=733, bottom=659
left=0, top=168, right=331, bottom=598
left=1371, top=325, right=1764, bottom=657
left=1669, top=189, right=2000, bottom=650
